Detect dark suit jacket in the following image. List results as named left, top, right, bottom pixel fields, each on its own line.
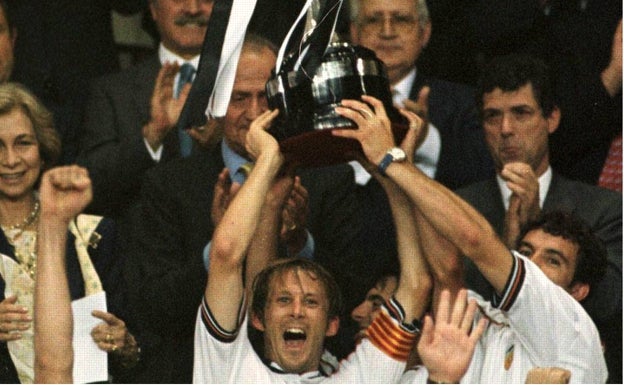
left=76, top=0, right=312, bottom=221
left=124, top=144, right=363, bottom=383
left=409, top=72, right=495, bottom=189
left=8, top=0, right=144, bottom=164
left=351, top=72, right=495, bottom=293
left=456, top=172, right=623, bottom=382
left=77, top=55, right=188, bottom=220
left=456, top=172, right=622, bottom=325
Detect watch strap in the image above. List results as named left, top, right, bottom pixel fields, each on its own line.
left=378, top=153, right=396, bottom=176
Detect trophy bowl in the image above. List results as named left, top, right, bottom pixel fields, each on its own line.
left=266, top=42, right=408, bottom=168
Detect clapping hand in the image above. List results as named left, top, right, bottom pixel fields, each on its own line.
left=187, top=117, right=223, bottom=150
left=280, top=177, right=309, bottom=254
left=500, top=162, right=540, bottom=248
left=144, top=62, right=190, bottom=150
left=211, top=168, right=241, bottom=227
left=402, top=86, right=430, bottom=151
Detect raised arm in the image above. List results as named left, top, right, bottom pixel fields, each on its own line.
left=385, top=181, right=432, bottom=322
left=205, top=109, right=284, bottom=331
left=334, top=96, right=512, bottom=295
left=363, top=121, right=432, bottom=323
left=34, top=166, right=93, bottom=383
left=244, top=174, right=295, bottom=293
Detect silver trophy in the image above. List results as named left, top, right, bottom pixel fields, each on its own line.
left=265, top=0, right=407, bottom=167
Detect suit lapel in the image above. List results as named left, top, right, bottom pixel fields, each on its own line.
left=134, top=55, right=160, bottom=116
left=477, top=179, right=507, bottom=236
left=543, top=172, right=576, bottom=213
left=408, top=70, right=428, bottom=100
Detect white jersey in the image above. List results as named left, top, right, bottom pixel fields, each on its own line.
left=402, top=252, right=607, bottom=384
left=193, top=295, right=417, bottom=383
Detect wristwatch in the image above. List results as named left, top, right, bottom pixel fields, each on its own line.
left=377, top=147, right=406, bottom=176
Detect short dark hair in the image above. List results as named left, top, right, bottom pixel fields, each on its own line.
left=476, top=53, right=556, bottom=118
left=251, top=258, right=343, bottom=322
left=517, top=211, right=608, bottom=288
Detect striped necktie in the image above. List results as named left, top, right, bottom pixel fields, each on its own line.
left=237, top=162, right=254, bottom=182
left=230, top=162, right=254, bottom=185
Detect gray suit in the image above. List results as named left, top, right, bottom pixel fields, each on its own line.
left=77, top=55, right=188, bottom=219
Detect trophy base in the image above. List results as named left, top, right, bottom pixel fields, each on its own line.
left=279, top=122, right=410, bottom=168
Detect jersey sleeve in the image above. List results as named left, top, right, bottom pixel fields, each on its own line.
left=329, top=297, right=418, bottom=383
left=192, top=295, right=249, bottom=383
left=497, top=252, right=607, bottom=383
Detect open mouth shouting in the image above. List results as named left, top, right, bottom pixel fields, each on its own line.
left=283, top=328, right=307, bottom=349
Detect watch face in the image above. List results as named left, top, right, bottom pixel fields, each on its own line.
left=390, top=148, right=406, bottom=161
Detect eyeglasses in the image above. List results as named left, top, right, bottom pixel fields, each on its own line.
left=357, top=14, right=419, bottom=33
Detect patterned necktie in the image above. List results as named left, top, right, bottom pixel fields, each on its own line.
left=177, top=63, right=196, bottom=157
left=176, top=63, right=195, bottom=98
left=598, top=135, right=622, bottom=192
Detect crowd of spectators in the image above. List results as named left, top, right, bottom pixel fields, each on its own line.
left=0, top=0, right=620, bottom=383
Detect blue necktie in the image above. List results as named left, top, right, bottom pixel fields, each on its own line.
left=177, top=63, right=195, bottom=157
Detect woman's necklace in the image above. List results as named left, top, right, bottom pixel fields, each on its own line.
left=3, top=200, right=40, bottom=231
left=1, top=199, right=40, bottom=280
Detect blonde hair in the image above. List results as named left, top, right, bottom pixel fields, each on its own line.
left=0, top=82, right=61, bottom=169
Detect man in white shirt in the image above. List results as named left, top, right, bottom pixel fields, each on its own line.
left=331, top=93, right=608, bottom=383
left=454, top=54, right=621, bottom=380
left=194, top=105, right=485, bottom=383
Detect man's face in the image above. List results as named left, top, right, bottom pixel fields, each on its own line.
left=349, top=0, right=431, bottom=85
left=351, top=276, right=397, bottom=343
left=251, top=269, right=340, bottom=374
left=222, top=46, right=276, bottom=158
left=518, top=229, right=581, bottom=296
left=481, top=83, right=560, bottom=176
left=0, top=7, right=15, bottom=83
left=150, top=0, right=213, bottom=59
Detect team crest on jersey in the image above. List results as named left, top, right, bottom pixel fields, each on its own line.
left=504, top=344, right=514, bottom=370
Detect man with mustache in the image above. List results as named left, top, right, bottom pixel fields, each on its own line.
left=77, top=0, right=215, bottom=221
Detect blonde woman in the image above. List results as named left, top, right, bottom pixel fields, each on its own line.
left=0, top=83, right=140, bottom=383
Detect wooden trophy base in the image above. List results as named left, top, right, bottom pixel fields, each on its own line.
left=279, top=122, right=409, bottom=168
